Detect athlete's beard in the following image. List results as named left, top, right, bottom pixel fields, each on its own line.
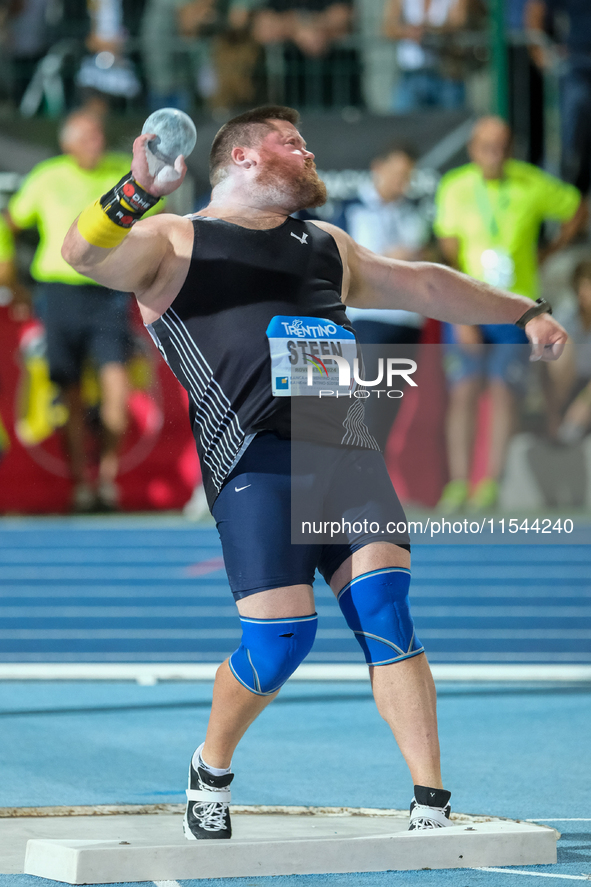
left=254, top=152, right=327, bottom=211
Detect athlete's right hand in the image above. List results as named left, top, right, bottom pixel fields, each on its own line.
left=526, top=313, right=567, bottom=362
left=131, top=134, right=188, bottom=197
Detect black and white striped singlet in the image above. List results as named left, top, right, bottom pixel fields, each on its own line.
left=147, top=215, right=377, bottom=506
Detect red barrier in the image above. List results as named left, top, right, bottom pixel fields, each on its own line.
left=385, top=323, right=448, bottom=507
left=385, top=320, right=490, bottom=507
left=0, top=302, right=199, bottom=514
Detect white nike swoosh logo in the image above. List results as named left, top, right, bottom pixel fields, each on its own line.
left=234, top=484, right=251, bottom=492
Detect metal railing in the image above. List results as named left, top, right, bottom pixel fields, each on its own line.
left=9, top=25, right=563, bottom=124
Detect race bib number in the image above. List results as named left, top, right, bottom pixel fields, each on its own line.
left=266, top=315, right=357, bottom=396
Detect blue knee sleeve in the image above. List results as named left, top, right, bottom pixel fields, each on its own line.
left=229, top=614, right=318, bottom=696
left=337, top=568, right=423, bottom=665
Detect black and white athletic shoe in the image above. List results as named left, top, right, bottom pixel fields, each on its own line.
left=408, top=785, right=452, bottom=830
left=183, top=755, right=234, bottom=840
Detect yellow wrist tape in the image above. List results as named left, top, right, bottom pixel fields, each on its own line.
left=77, top=200, right=131, bottom=249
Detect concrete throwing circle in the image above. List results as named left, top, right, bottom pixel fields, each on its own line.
left=0, top=804, right=559, bottom=883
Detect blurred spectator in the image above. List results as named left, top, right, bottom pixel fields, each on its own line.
left=210, top=26, right=261, bottom=110
left=2, top=0, right=51, bottom=105
left=434, top=116, right=586, bottom=511
left=343, top=143, right=429, bottom=264
left=354, top=0, right=398, bottom=113
left=5, top=110, right=138, bottom=513
left=193, top=0, right=262, bottom=111
left=506, top=0, right=544, bottom=165
left=249, top=0, right=351, bottom=57
left=526, top=0, right=591, bottom=196
left=86, top=0, right=125, bottom=53
left=382, top=0, right=468, bottom=111
left=339, top=142, right=430, bottom=448
left=140, top=0, right=220, bottom=111
left=76, top=0, right=141, bottom=109
left=550, top=260, right=591, bottom=444
left=231, top=0, right=358, bottom=108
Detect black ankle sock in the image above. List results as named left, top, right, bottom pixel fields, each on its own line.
left=414, top=785, right=451, bottom=808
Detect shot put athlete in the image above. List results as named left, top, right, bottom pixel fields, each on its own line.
left=62, top=105, right=566, bottom=839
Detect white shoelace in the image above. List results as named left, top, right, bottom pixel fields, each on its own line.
left=192, top=800, right=228, bottom=831
left=410, top=816, right=446, bottom=829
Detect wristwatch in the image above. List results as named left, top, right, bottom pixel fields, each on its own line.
left=515, top=298, right=553, bottom=329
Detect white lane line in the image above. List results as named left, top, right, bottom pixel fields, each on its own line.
left=154, top=881, right=182, bottom=887
left=476, top=868, right=591, bottom=880
left=1, top=663, right=591, bottom=682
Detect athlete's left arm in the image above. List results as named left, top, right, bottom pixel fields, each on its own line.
left=312, top=220, right=568, bottom=361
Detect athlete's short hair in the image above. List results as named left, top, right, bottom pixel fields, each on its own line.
left=209, top=105, right=301, bottom=187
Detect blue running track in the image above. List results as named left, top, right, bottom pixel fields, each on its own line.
left=0, top=679, right=590, bottom=887
left=0, top=518, right=590, bottom=887
left=0, top=517, right=590, bottom=663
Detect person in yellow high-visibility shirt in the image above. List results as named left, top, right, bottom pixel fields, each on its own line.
left=434, top=116, right=587, bottom=511
left=5, top=109, right=159, bottom=512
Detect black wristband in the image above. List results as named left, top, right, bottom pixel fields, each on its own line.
left=100, top=173, right=160, bottom=229
left=515, top=298, right=553, bottom=329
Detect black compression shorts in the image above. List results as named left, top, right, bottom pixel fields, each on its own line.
left=36, top=282, right=132, bottom=387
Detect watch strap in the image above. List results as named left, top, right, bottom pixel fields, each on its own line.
left=515, top=298, right=552, bottom=329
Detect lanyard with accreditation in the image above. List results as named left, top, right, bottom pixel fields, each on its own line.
left=474, top=174, right=516, bottom=289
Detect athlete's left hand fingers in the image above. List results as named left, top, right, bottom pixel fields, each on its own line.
left=527, top=315, right=567, bottom=362
left=174, top=154, right=187, bottom=178
left=530, top=341, right=565, bottom=362
left=153, top=155, right=187, bottom=194
left=545, top=340, right=565, bottom=360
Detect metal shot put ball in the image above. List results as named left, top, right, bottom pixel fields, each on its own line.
left=142, top=109, right=197, bottom=168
